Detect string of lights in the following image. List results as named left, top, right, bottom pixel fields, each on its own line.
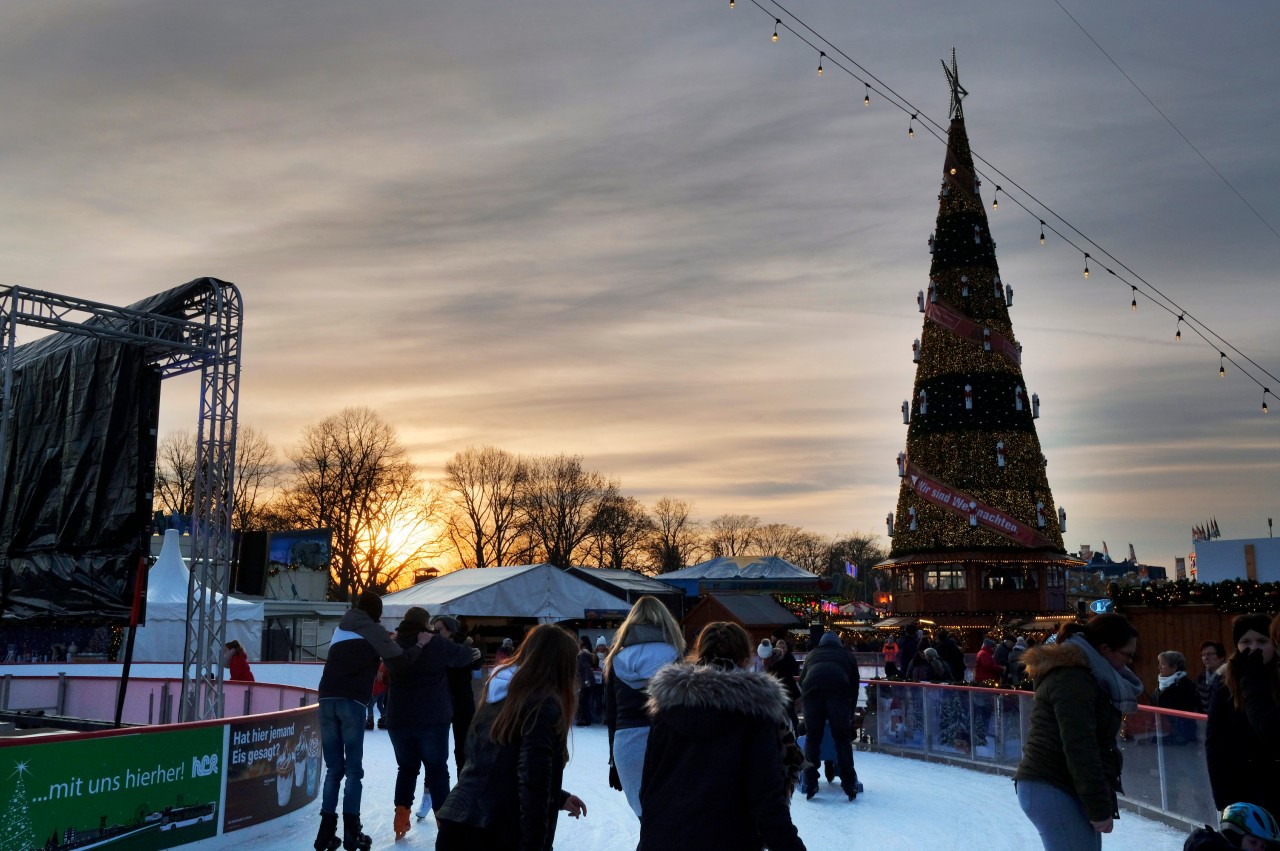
left=730, top=0, right=1278, bottom=415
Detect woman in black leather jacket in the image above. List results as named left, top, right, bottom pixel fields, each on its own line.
left=436, top=624, right=587, bottom=851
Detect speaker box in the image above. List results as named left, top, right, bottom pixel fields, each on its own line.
left=234, top=530, right=270, bottom=595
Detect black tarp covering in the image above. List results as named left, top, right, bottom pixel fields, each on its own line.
left=0, top=331, right=161, bottom=621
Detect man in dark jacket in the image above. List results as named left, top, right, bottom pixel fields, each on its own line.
left=798, top=631, right=859, bottom=800
left=314, top=591, right=426, bottom=851
left=431, top=615, right=481, bottom=774
left=386, top=608, right=482, bottom=838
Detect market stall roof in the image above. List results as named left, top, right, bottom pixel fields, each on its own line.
left=682, top=592, right=802, bottom=638
left=564, top=567, right=684, bottom=604
left=655, top=556, right=822, bottom=596
left=379, top=564, right=628, bottom=624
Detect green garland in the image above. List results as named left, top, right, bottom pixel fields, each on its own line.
left=1110, top=578, right=1280, bottom=613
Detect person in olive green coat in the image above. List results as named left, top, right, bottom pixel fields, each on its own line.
left=1013, top=614, right=1142, bottom=851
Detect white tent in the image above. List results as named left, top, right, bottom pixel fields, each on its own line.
left=131, top=529, right=265, bottom=662
left=380, top=564, right=628, bottom=623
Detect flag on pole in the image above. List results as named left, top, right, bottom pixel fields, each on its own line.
left=1211, top=518, right=1221, bottom=538
left=1128, top=543, right=1137, bottom=564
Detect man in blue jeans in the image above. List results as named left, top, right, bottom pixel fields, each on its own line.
left=314, top=591, right=427, bottom=851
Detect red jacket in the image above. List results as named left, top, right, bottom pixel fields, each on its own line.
left=974, top=647, right=1004, bottom=683
left=228, top=652, right=255, bottom=683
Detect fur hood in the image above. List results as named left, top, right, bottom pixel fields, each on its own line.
left=1021, top=639, right=1089, bottom=680
left=647, top=662, right=792, bottom=727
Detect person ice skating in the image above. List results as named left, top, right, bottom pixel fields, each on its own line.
left=752, top=638, right=773, bottom=673
left=935, top=629, right=966, bottom=683
left=764, top=638, right=802, bottom=731
left=364, top=665, right=387, bottom=730
left=1184, top=802, right=1280, bottom=851
left=314, top=590, right=428, bottom=851
left=576, top=636, right=597, bottom=727
left=432, top=615, right=480, bottom=773
left=1206, top=613, right=1280, bottom=816
left=224, top=640, right=255, bottom=683
left=603, top=595, right=684, bottom=818
left=798, top=631, right=859, bottom=801
left=639, top=621, right=806, bottom=851
left=1014, top=614, right=1142, bottom=851
left=385, top=606, right=482, bottom=840
left=436, top=624, right=587, bottom=851
left=495, top=637, right=515, bottom=664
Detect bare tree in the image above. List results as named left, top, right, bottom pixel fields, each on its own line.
left=154, top=430, right=198, bottom=517
left=278, top=407, right=432, bottom=599
left=751, top=523, right=827, bottom=573
left=231, top=424, right=282, bottom=531
left=706, top=513, right=761, bottom=558
left=645, top=497, right=702, bottom=574
left=580, top=495, right=654, bottom=570
left=439, top=446, right=527, bottom=568
left=826, top=531, right=889, bottom=599
left=519, top=454, right=614, bottom=568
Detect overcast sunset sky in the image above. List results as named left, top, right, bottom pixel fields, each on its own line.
left=2, top=1, right=1277, bottom=569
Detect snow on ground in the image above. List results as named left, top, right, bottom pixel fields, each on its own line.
left=193, top=722, right=1189, bottom=851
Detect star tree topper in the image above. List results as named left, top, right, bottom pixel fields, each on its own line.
left=941, top=48, right=967, bottom=120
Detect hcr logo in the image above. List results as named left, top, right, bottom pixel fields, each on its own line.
left=192, top=753, right=219, bottom=777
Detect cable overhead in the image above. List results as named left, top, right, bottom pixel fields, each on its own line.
left=1050, top=0, right=1280, bottom=246
left=735, top=0, right=1280, bottom=412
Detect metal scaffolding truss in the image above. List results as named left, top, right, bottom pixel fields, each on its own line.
left=0, top=278, right=243, bottom=722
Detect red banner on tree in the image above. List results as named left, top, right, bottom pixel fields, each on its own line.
left=925, top=300, right=1021, bottom=367
left=906, top=462, right=1056, bottom=549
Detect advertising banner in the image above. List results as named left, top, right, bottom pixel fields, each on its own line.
left=906, top=462, right=1057, bottom=550
left=223, top=708, right=321, bottom=833
left=0, top=725, right=224, bottom=851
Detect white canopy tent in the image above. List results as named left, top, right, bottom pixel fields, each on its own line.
left=131, top=529, right=264, bottom=662
left=380, top=564, right=629, bottom=623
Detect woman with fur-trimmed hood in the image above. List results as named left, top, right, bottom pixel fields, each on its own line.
left=638, top=621, right=806, bottom=851
left=1014, top=614, right=1142, bottom=851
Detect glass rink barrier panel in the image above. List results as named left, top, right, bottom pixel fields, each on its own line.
left=861, top=680, right=1214, bottom=826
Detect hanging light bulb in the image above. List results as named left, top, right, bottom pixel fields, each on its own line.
left=1219, top=352, right=1226, bottom=378
left=992, top=186, right=1000, bottom=211
left=729, top=0, right=734, bottom=7
left=1082, top=253, right=1090, bottom=279
left=1039, top=220, right=1046, bottom=245
left=817, top=52, right=824, bottom=77
left=1264, top=389, right=1271, bottom=414
left=1175, top=315, right=1184, bottom=342
left=908, top=114, right=916, bottom=139
left=772, top=19, right=780, bottom=42
left=1130, top=286, right=1137, bottom=311
left=864, top=84, right=870, bottom=106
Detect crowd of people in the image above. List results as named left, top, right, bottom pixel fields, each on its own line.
left=307, top=589, right=1280, bottom=851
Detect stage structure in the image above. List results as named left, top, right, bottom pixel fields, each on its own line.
left=0, top=278, right=242, bottom=721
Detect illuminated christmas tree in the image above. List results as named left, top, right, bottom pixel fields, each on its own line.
left=0, top=759, right=36, bottom=850
left=878, top=53, right=1079, bottom=642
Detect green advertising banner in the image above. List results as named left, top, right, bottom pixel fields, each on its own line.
left=0, top=724, right=225, bottom=851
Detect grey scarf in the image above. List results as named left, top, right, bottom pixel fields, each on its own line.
left=1067, top=634, right=1143, bottom=713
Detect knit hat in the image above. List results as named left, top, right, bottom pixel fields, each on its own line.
left=1232, top=612, right=1273, bottom=645
left=819, top=632, right=842, bottom=647
left=501, top=637, right=514, bottom=648
left=923, top=647, right=939, bottom=660
left=595, top=636, right=608, bottom=648
left=757, top=639, right=774, bottom=659
left=1014, top=636, right=1027, bottom=649
left=982, top=637, right=996, bottom=649
left=433, top=615, right=460, bottom=635
left=355, top=590, right=383, bottom=622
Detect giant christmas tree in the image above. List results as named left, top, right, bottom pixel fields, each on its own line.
left=877, top=54, right=1079, bottom=641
